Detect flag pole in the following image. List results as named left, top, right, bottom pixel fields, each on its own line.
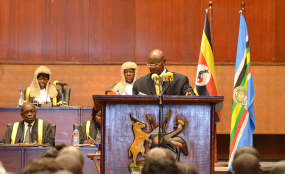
left=241, top=2, right=246, bottom=19
left=208, top=1, right=214, bottom=47
left=207, top=0, right=218, bottom=164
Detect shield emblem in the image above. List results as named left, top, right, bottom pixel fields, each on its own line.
left=149, top=127, right=167, bottom=148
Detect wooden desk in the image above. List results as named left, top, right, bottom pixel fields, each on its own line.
left=0, top=146, right=97, bottom=174
left=87, top=153, right=101, bottom=174
left=0, top=107, right=81, bottom=145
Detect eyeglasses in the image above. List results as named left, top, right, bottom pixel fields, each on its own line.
left=124, top=70, right=135, bottom=74
left=147, top=60, right=163, bottom=68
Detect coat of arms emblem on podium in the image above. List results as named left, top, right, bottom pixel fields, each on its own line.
left=128, top=113, right=188, bottom=173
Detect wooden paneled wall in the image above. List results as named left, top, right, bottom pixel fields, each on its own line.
left=0, top=0, right=285, bottom=135
left=0, top=0, right=283, bottom=63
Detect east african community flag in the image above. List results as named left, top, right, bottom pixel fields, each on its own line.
left=228, top=13, right=255, bottom=172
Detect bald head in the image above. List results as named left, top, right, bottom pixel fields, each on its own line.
left=145, top=147, right=175, bottom=162
left=58, top=146, right=84, bottom=167
left=233, top=153, right=260, bottom=174
left=148, top=49, right=164, bottom=60
left=234, top=146, right=260, bottom=160
left=21, top=102, right=36, bottom=112
left=148, top=49, right=166, bottom=75
left=270, top=160, right=285, bottom=174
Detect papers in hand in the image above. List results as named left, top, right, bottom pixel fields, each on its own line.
left=138, top=92, right=147, bottom=95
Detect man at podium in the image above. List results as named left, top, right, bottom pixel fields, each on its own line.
left=0, top=102, right=55, bottom=146
left=133, top=49, right=195, bottom=96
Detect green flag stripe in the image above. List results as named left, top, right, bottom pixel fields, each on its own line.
left=232, top=101, right=237, bottom=113
left=230, top=106, right=245, bottom=144
left=239, top=72, right=247, bottom=87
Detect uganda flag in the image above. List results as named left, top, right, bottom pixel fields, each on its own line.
left=228, top=13, right=255, bottom=172
left=194, top=12, right=220, bottom=121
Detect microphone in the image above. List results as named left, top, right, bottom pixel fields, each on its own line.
left=160, top=73, right=166, bottom=82
left=53, top=80, right=68, bottom=86
left=165, top=72, right=174, bottom=81
left=151, top=74, right=159, bottom=82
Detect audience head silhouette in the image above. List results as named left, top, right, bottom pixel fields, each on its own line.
left=142, top=158, right=179, bottom=174
left=57, top=146, right=84, bottom=167
left=233, top=153, right=260, bottom=174
left=234, top=146, right=260, bottom=160
left=21, top=158, right=62, bottom=174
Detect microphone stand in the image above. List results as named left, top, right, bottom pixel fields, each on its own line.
left=59, top=84, right=65, bottom=107
left=155, top=80, right=164, bottom=148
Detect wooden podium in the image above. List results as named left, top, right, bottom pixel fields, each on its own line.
left=93, top=95, right=223, bottom=174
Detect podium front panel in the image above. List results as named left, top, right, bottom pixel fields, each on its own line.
left=95, top=96, right=222, bottom=174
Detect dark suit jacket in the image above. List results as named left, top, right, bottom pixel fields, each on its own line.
left=0, top=118, right=55, bottom=146
left=79, top=120, right=99, bottom=144
left=132, top=71, right=195, bottom=96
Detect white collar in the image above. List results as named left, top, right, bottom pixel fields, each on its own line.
left=159, top=67, right=167, bottom=76
left=24, top=120, right=35, bottom=127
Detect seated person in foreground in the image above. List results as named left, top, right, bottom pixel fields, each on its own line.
left=232, top=153, right=260, bottom=174
left=145, top=147, right=198, bottom=174
left=24, top=66, right=63, bottom=106
left=79, top=108, right=101, bottom=144
left=106, top=61, right=138, bottom=95
left=0, top=102, right=55, bottom=146
left=132, top=49, right=195, bottom=96
left=142, top=158, right=180, bottom=174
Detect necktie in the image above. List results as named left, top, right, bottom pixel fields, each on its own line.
left=24, top=123, right=32, bottom=143
left=155, top=78, right=160, bottom=95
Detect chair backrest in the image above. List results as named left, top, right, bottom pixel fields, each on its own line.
left=73, top=123, right=82, bottom=131
left=50, top=123, right=56, bottom=146
left=58, top=88, right=71, bottom=106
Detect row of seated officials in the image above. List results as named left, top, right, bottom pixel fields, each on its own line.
left=1, top=49, right=196, bottom=146
left=23, top=49, right=195, bottom=108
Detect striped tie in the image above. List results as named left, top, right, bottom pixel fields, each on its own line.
left=24, top=123, right=32, bottom=143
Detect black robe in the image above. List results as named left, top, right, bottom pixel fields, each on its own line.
left=0, top=118, right=55, bottom=147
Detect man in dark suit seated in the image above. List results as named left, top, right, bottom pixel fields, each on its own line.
left=132, top=49, right=195, bottom=96
left=0, top=102, right=55, bottom=146
left=79, top=108, right=101, bottom=144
